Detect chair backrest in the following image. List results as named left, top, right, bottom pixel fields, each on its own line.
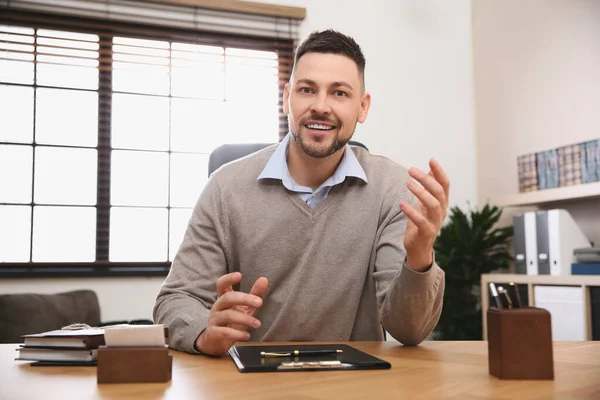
left=208, top=140, right=368, bottom=177
left=208, top=143, right=272, bottom=177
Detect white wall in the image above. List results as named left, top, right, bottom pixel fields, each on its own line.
left=254, top=0, right=477, bottom=210
left=473, top=0, right=600, bottom=245
left=5, top=0, right=477, bottom=320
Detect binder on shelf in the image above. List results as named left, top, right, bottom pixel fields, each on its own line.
left=524, top=212, right=538, bottom=275
left=591, top=287, right=600, bottom=341
left=535, top=210, right=550, bottom=275
left=547, top=209, right=591, bottom=275
left=513, top=214, right=527, bottom=274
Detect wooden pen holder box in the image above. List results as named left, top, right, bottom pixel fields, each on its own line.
left=97, top=345, right=172, bottom=384
left=487, top=307, right=554, bottom=380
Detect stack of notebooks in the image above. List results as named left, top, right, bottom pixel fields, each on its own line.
left=15, top=325, right=169, bottom=366
left=16, top=327, right=105, bottom=365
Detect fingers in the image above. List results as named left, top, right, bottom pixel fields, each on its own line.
left=406, top=181, right=444, bottom=229
left=429, top=158, right=450, bottom=204
left=407, top=178, right=442, bottom=219
left=200, top=274, right=266, bottom=357
left=249, top=277, right=269, bottom=299
left=211, top=309, right=261, bottom=330
left=400, top=201, right=437, bottom=237
left=408, top=167, right=447, bottom=213
left=214, top=291, right=263, bottom=311
left=216, top=272, right=242, bottom=297
left=205, top=326, right=251, bottom=342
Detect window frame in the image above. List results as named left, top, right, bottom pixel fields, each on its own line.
left=0, top=10, right=292, bottom=277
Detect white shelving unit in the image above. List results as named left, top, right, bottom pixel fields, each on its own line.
left=484, top=182, right=600, bottom=340
left=495, top=181, right=600, bottom=207
left=480, top=273, right=600, bottom=340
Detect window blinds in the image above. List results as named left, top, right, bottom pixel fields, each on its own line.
left=0, top=3, right=296, bottom=266
left=0, top=0, right=300, bottom=40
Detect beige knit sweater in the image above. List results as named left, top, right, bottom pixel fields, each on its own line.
left=153, top=145, right=445, bottom=354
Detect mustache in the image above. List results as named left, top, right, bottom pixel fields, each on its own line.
left=299, top=114, right=340, bottom=128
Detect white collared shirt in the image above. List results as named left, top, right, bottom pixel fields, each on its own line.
left=257, top=133, right=368, bottom=208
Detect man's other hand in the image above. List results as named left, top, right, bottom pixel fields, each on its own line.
left=195, top=272, right=268, bottom=356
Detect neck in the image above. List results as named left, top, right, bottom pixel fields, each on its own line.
left=287, top=138, right=345, bottom=190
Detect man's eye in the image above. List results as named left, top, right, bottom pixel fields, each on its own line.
left=333, top=90, right=348, bottom=97
left=299, top=87, right=313, bottom=94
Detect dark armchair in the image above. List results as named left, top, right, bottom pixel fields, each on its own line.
left=0, top=290, right=101, bottom=343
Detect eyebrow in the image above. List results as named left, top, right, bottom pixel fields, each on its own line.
left=296, top=78, right=355, bottom=91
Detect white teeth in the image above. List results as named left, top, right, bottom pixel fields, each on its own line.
left=306, top=123, right=334, bottom=130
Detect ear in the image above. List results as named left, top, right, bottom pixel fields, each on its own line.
left=283, top=83, right=291, bottom=115
left=357, top=92, right=371, bottom=123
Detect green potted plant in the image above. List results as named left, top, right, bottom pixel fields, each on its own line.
left=433, top=204, right=513, bottom=340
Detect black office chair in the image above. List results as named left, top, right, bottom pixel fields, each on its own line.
left=208, top=140, right=368, bottom=177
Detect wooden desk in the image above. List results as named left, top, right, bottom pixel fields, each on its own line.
left=2, top=341, right=600, bottom=399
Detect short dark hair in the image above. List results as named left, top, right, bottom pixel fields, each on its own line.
left=293, top=30, right=366, bottom=89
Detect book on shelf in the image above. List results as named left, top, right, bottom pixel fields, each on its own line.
left=581, top=139, right=600, bottom=184
left=557, top=143, right=582, bottom=187
left=518, top=153, right=538, bottom=193
left=537, top=149, right=559, bottom=190
left=16, top=347, right=98, bottom=362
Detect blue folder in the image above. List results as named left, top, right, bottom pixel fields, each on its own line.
left=572, top=263, right=600, bottom=275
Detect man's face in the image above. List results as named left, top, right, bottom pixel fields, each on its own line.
left=283, top=52, right=370, bottom=158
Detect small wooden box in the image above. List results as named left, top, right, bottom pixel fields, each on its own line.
left=487, top=307, right=554, bottom=380
left=97, top=345, right=172, bottom=384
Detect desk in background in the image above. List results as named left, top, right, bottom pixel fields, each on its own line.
left=2, top=341, right=600, bottom=399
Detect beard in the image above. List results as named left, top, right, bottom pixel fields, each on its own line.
left=289, top=115, right=355, bottom=159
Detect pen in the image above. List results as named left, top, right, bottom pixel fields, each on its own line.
left=261, top=349, right=343, bottom=358
left=508, top=281, right=522, bottom=308
left=489, top=283, right=503, bottom=308
left=497, top=286, right=513, bottom=309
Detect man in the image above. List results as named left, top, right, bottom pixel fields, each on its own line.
left=154, top=30, right=449, bottom=356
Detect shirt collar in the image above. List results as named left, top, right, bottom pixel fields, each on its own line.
left=257, top=133, right=368, bottom=184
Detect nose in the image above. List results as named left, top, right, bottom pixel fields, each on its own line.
left=310, top=92, right=331, bottom=115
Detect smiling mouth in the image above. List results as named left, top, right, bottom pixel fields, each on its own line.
left=304, top=123, right=336, bottom=131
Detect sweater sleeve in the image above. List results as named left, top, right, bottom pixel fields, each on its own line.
left=153, top=176, right=228, bottom=354
left=373, top=210, right=445, bottom=345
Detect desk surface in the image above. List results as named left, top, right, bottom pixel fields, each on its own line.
left=2, top=341, right=600, bottom=399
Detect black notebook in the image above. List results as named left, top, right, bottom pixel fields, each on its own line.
left=228, top=344, right=391, bottom=372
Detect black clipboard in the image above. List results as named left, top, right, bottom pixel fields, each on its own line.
left=228, top=344, right=391, bottom=372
